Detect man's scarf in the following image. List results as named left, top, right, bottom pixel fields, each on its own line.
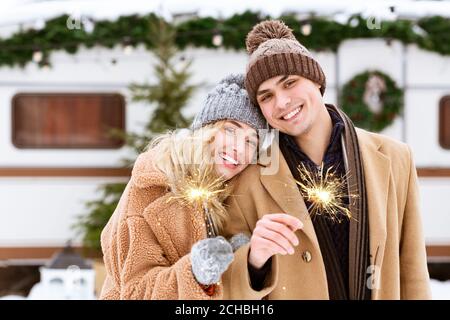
left=282, top=104, right=371, bottom=300
left=333, top=104, right=371, bottom=300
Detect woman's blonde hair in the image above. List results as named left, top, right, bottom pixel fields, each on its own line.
left=145, top=121, right=231, bottom=234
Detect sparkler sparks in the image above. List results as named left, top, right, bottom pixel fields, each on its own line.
left=177, top=170, right=226, bottom=206
left=167, top=167, right=228, bottom=237
left=295, top=162, right=356, bottom=223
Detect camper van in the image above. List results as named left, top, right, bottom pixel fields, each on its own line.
left=0, top=2, right=450, bottom=298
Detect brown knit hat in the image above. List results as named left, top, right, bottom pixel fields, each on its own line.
left=244, top=20, right=326, bottom=104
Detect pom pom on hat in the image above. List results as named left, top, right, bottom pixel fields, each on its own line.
left=245, top=20, right=296, bottom=54
left=213, top=73, right=246, bottom=95
left=219, top=73, right=244, bottom=86
left=244, top=20, right=327, bottom=102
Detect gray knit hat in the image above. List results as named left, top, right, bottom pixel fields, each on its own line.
left=245, top=20, right=326, bottom=105
left=192, top=73, right=267, bottom=131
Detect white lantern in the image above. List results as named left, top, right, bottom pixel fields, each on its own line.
left=27, top=244, right=96, bottom=300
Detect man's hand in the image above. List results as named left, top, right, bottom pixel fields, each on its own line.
left=248, top=213, right=303, bottom=269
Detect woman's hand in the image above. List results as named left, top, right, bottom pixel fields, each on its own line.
left=191, top=236, right=234, bottom=285
left=248, top=213, right=303, bottom=269
left=228, top=233, right=251, bottom=252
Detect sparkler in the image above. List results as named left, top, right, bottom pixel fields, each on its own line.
left=294, top=162, right=356, bottom=223
left=167, top=167, right=228, bottom=237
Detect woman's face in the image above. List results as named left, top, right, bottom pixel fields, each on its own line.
left=211, top=120, right=258, bottom=180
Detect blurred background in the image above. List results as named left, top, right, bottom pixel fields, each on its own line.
left=0, top=0, right=449, bottom=299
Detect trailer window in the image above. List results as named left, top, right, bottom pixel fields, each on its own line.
left=440, top=96, right=450, bottom=150
left=12, top=93, right=125, bottom=149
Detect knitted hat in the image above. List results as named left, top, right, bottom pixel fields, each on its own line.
left=192, top=73, right=267, bottom=131
left=244, top=20, right=326, bottom=104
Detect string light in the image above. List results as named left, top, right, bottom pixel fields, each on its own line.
left=32, top=51, right=43, bottom=63
left=301, top=23, right=312, bottom=36
left=212, top=33, right=223, bottom=47
left=123, top=44, right=134, bottom=55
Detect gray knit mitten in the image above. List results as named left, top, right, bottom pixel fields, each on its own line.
left=228, top=233, right=251, bottom=252
left=191, top=236, right=234, bottom=285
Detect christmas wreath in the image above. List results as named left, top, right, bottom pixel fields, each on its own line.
left=340, top=70, right=403, bottom=132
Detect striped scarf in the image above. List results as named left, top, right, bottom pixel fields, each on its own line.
left=331, top=104, right=371, bottom=300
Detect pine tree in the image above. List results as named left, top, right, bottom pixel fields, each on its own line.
left=74, top=17, right=197, bottom=252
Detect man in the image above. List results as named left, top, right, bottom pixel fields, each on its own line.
left=221, top=20, right=431, bottom=300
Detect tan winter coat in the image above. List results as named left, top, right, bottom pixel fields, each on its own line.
left=221, top=128, right=432, bottom=300
left=99, top=151, right=222, bottom=300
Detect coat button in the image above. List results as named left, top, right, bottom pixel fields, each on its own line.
left=302, top=250, right=312, bottom=263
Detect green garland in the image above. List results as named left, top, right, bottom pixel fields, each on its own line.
left=340, top=71, right=403, bottom=132
left=0, top=11, right=449, bottom=68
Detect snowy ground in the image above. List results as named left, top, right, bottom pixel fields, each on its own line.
left=430, top=279, right=450, bottom=300
left=1, top=279, right=450, bottom=300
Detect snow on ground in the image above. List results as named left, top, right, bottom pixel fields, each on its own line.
left=430, top=279, right=450, bottom=300
left=1, top=279, right=450, bottom=300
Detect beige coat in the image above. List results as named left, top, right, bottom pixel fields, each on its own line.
left=221, top=128, right=432, bottom=300
left=99, top=151, right=222, bottom=299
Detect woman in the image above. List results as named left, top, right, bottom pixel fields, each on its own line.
left=100, top=74, right=266, bottom=299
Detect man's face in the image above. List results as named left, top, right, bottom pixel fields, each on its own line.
left=256, top=75, right=323, bottom=137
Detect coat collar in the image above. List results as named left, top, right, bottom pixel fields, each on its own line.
left=259, top=128, right=389, bottom=269
left=131, top=150, right=168, bottom=188
left=259, top=138, right=321, bottom=248
left=356, top=129, right=389, bottom=271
